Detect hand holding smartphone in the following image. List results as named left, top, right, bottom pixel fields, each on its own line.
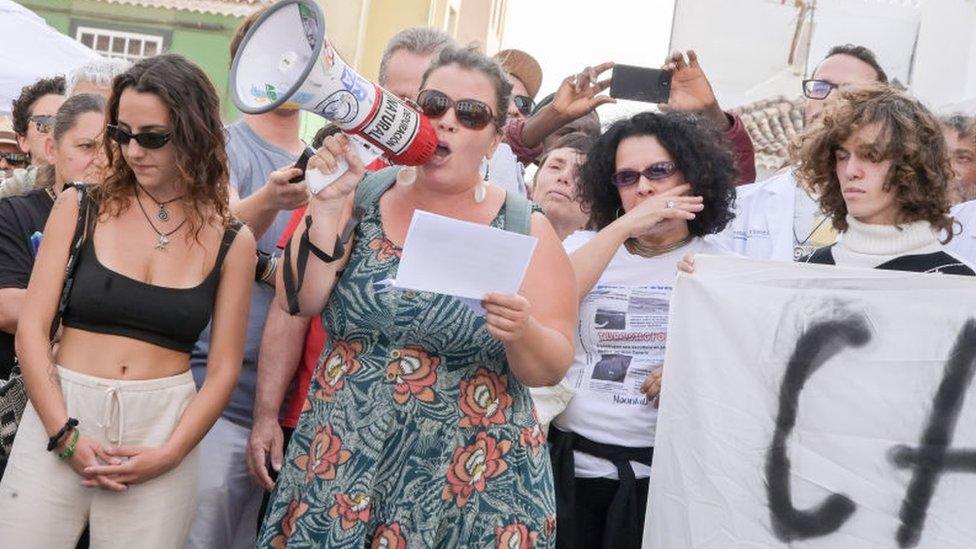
left=610, top=64, right=672, bottom=104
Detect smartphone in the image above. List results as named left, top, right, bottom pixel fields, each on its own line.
left=289, top=145, right=318, bottom=183
left=610, top=64, right=672, bottom=104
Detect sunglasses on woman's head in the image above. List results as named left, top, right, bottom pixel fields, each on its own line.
left=513, top=95, right=535, bottom=116
left=106, top=124, right=172, bottom=150
left=416, top=89, right=495, bottom=130
left=0, top=152, right=30, bottom=166
left=611, top=161, right=678, bottom=187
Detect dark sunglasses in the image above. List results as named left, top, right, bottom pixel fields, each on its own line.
left=28, top=115, right=54, bottom=134
left=611, top=161, right=678, bottom=187
left=0, top=152, right=30, bottom=166
left=416, top=89, right=495, bottom=130
left=802, top=79, right=840, bottom=100
left=513, top=94, right=535, bottom=116
left=106, top=124, right=172, bottom=150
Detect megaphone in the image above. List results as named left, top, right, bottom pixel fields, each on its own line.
left=229, top=0, right=437, bottom=191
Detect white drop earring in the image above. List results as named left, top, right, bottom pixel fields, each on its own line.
left=396, top=166, right=417, bottom=187
left=475, top=157, right=490, bottom=203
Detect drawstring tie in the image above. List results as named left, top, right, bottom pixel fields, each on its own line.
left=97, top=385, right=125, bottom=446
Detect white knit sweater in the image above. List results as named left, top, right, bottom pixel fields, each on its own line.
left=832, top=216, right=944, bottom=269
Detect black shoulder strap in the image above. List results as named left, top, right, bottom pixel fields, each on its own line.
left=51, top=183, right=91, bottom=341
left=214, top=220, right=243, bottom=269
left=282, top=168, right=400, bottom=315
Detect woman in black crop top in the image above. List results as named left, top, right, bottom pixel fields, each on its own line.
left=0, top=54, right=255, bottom=547
left=792, top=84, right=975, bottom=275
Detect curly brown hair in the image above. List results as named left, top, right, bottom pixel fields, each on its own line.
left=792, top=83, right=954, bottom=237
left=100, top=53, right=230, bottom=238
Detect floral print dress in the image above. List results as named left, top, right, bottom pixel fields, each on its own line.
left=257, top=192, right=556, bottom=548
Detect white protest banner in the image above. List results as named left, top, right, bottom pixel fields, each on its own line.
left=644, top=255, right=976, bottom=549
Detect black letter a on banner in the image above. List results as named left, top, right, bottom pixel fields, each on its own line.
left=889, top=319, right=976, bottom=548
left=765, top=315, right=871, bottom=541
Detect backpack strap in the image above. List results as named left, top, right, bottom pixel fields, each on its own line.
left=502, top=190, right=534, bottom=236
left=213, top=220, right=244, bottom=270
left=353, top=166, right=400, bottom=215
left=51, top=182, right=92, bottom=341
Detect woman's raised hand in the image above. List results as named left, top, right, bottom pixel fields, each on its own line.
left=617, top=184, right=703, bottom=239
left=552, top=61, right=616, bottom=120
left=307, top=133, right=367, bottom=205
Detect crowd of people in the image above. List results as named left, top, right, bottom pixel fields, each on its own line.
left=0, top=5, right=974, bottom=549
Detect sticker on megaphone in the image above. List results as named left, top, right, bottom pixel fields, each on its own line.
left=229, top=0, right=437, bottom=169
left=304, top=134, right=383, bottom=195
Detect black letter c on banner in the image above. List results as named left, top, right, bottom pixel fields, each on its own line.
left=765, top=315, right=871, bottom=541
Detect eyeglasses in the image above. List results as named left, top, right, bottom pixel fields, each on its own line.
left=802, top=79, right=840, bottom=100
left=106, top=124, right=172, bottom=150
left=28, top=115, right=54, bottom=134
left=513, top=94, right=535, bottom=116
left=416, top=89, right=496, bottom=130
left=0, top=152, right=30, bottom=166
left=611, top=161, right=678, bottom=187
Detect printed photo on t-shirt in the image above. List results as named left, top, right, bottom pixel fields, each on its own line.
left=570, top=284, right=671, bottom=402
left=591, top=353, right=633, bottom=382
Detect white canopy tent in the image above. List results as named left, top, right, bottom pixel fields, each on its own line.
left=0, top=0, right=99, bottom=114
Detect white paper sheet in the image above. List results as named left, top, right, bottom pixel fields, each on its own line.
left=393, top=210, right=538, bottom=313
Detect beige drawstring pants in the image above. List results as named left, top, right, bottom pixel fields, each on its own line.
left=0, top=367, right=198, bottom=548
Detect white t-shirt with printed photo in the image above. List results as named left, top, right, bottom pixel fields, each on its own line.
left=553, top=231, right=729, bottom=479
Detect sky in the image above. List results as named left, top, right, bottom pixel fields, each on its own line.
left=501, top=0, right=677, bottom=126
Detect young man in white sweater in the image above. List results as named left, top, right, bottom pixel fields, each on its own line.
left=794, top=85, right=973, bottom=275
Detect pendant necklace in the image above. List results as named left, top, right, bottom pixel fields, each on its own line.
left=136, top=182, right=183, bottom=222
left=135, top=186, right=185, bottom=250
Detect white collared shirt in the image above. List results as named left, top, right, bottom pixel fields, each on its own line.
left=948, top=200, right=976, bottom=265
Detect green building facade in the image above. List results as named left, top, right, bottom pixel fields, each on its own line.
left=19, top=0, right=266, bottom=121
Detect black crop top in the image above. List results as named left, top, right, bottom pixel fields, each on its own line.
left=61, top=221, right=242, bottom=353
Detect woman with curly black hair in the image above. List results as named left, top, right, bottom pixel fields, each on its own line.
left=793, top=84, right=974, bottom=274
left=548, top=111, right=736, bottom=549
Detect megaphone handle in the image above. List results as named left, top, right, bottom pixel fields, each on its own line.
left=305, top=134, right=384, bottom=195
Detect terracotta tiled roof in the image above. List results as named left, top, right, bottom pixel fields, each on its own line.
left=97, top=0, right=274, bottom=17
left=733, top=95, right=805, bottom=176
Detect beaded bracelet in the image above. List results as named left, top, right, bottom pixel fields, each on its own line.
left=57, top=428, right=80, bottom=461
left=47, top=417, right=79, bottom=451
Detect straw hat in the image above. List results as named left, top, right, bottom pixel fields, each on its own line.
left=0, top=116, right=17, bottom=147
left=493, top=49, right=543, bottom=99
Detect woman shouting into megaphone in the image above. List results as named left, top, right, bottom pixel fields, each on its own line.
left=260, top=46, right=576, bottom=548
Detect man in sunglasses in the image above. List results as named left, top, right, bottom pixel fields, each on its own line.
left=715, top=44, right=888, bottom=262
left=0, top=117, right=29, bottom=180
left=494, top=49, right=543, bottom=124
left=1, top=76, right=65, bottom=199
